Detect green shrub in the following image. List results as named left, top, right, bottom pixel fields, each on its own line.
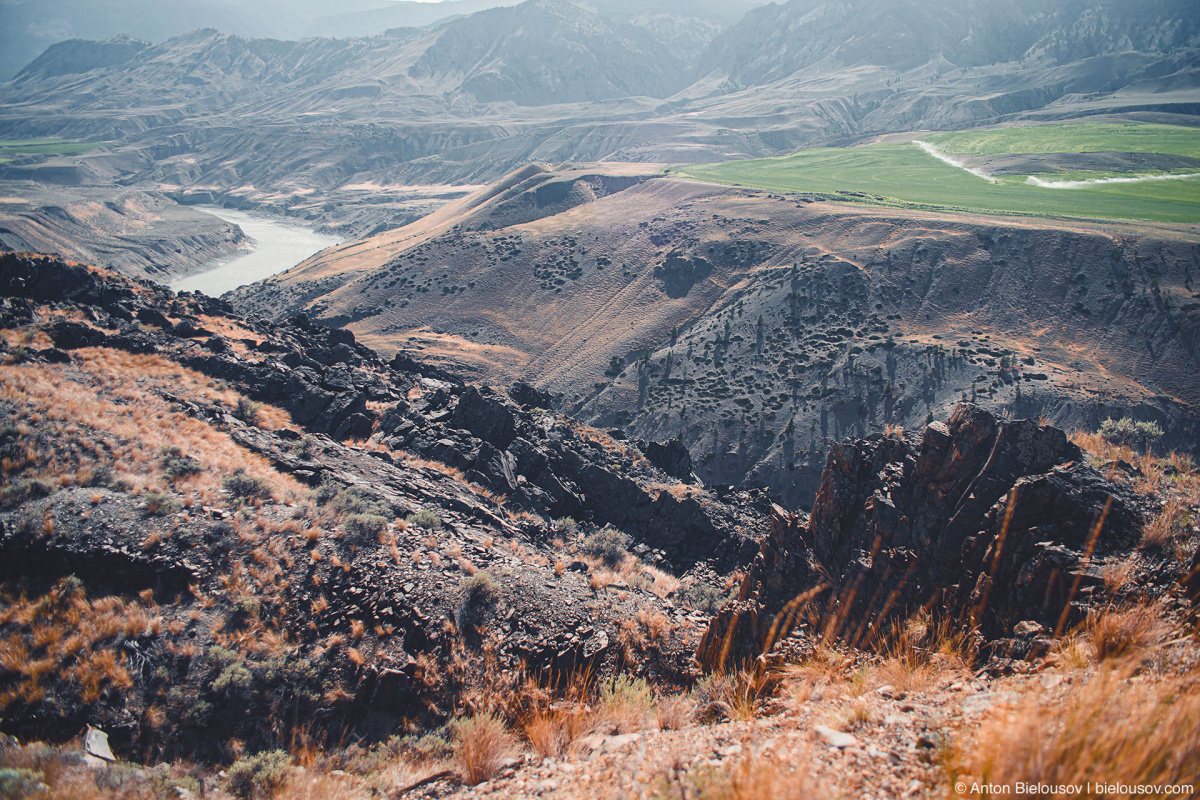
left=0, top=423, right=21, bottom=461
left=317, top=481, right=390, bottom=517
left=225, top=750, right=290, bottom=799
left=296, top=435, right=317, bottom=459
left=1099, top=417, right=1163, bottom=452
left=405, top=509, right=443, bottom=531
left=0, top=479, right=52, bottom=509
left=147, top=764, right=201, bottom=799
left=411, top=732, right=454, bottom=762
left=212, top=661, right=253, bottom=696
left=314, top=476, right=341, bottom=504
left=161, top=447, right=201, bottom=481
left=598, top=675, right=655, bottom=732
left=581, top=525, right=631, bottom=568
left=233, top=397, right=263, bottom=424
left=345, top=513, right=388, bottom=541
left=553, top=516, right=578, bottom=536
left=0, top=768, right=44, bottom=800
left=179, top=696, right=212, bottom=727
left=224, top=470, right=271, bottom=501
left=678, top=581, right=733, bottom=614
left=143, top=492, right=179, bottom=517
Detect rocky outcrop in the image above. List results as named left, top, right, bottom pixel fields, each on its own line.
left=0, top=252, right=754, bottom=756
left=645, top=439, right=694, bottom=482
left=699, top=404, right=1156, bottom=670
left=3, top=252, right=763, bottom=570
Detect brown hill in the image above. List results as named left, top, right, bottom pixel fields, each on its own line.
left=231, top=164, right=1200, bottom=505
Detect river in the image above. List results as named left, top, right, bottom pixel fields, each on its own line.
left=170, top=207, right=341, bottom=297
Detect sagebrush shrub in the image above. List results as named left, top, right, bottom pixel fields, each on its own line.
left=406, top=508, right=443, bottom=531
left=581, top=526, right=631, bottom=567
left=224, top=470, right=271, bottom=501
left=225, top=750, right=290, bottom=799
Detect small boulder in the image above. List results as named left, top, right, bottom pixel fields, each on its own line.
left=813, top=724, right=857, bottom=749
left=508, top=380, right=555, bottom=409
left=84, top=727, right=116, bottom=767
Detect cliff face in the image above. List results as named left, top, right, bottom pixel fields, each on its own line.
left=697, top=403, right=1178, bottom=671
left=232, top=169, right=1200, bottom=507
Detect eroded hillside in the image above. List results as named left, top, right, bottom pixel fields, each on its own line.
left=232, top=165, right=1200, bottom=504
left=0, top=252, right=767, bottom=761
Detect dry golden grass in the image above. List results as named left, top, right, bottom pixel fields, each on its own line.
left=1143, top=496, right=1192, bottom=555
left=0, top=579, right=145, bottom=711
left=616, top=617, right=646, bottom=665
left=0, top=355, right=305, bottom=502
left=872, top=613, right=973, bottom=692
left=572, top=423, right=649, bottom=467
left=637, top=605, right=673, bottom=644
left=589, top=569, right=617, bottom=590
left=1071, top=429, right=1199, bottom=498
left=395, top=451, right=502, bottom=504
left=453, top=713, right=517, bottom=785
left=957, top=669, right=1199, bottom=797
left=524, top=708, right=589, bottom=759
left=784, top=643, right=855, bottom=693
left=271, top=771, right=372, bottom=800
left=596, top=674, right=657, bottom=733
left=0, top=325, right=55, bottom=350
left=649, top=482, right=702, bottom=501
left=1084, top=601, right=1173, bottom=662
left=654, top=693, right=694, bottom=730
left=657, top=750, right=825, bottom=800
left=689, top=667, right=766, bottom=725
left=642, top=564, right=682, bottom=599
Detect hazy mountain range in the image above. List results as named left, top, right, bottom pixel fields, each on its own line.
left=1, top=0, right=1195, bottom=196
left=0, top=0, right=768, bottom=81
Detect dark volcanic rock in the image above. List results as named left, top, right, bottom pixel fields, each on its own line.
left=50, top=320, right=109, bottom=349
left=1, top=252, right=758, bottom=757
left=645, top=439, right=694, bottom=482
left=509, top=380, right=556, bottom=410
left=699, top=404, right=1153, bottom=670
left=452, top=386, right=518, bottom=450
left=1187, top=549, right=1200, bottom=604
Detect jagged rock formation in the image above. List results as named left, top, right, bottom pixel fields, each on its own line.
left=0, top=251, right=762, bottom=756
left=2, top=250, right=1195, bottom=766
left=697, top=404, right=1186, bottom=670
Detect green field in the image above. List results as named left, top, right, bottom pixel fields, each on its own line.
left=675, top=123, right=1200, bottom=224
left=924, top=123, right=1200, bottom=159
left=0, top=139, right=107, bottom=162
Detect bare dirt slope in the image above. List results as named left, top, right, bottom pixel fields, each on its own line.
left=233, top=164, right=1200, bottom=504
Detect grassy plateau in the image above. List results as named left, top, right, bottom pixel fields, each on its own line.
left=676, top=123, right=1200, bottom=224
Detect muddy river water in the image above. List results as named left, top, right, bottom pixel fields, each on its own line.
left=170, top=207, right=341, bottom=296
